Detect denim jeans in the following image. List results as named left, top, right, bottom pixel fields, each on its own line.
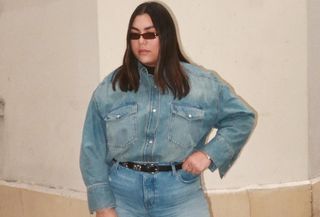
left=108, top=162, right=211, bottom=217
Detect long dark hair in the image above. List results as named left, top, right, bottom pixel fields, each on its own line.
left=112, top=1, right=190, bottom=99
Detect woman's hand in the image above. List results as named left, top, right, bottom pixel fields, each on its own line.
left=182, top=151, right=212, bottom=175
left=96, top=208, right=118, bottom=217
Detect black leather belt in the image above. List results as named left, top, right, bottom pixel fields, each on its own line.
left=113, top=159, right=182, bottom=173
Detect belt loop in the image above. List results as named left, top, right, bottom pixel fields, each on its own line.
left=171, top=163, right=177, bottom=176
left=115, top=161, right=119, bottom=168
left=112, top=159, right=120, bottom=174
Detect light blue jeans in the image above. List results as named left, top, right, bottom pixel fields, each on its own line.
left=108, top=162, right=211, bottom=217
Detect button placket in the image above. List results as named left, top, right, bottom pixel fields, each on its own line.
left=142, top=81, right=160, bottom=161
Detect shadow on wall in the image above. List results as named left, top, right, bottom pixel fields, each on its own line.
left=0, top=97, right=5, bottom=175
left=0, top=97, right=4, bottom=117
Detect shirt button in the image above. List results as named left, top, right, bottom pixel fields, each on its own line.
left=188, top=114, right=192, bottom=118
left=116, top=114, right=121, bottom=119
left=152, top=108, right=157, bottom=113
left=149, top=140, right=153, bottom=144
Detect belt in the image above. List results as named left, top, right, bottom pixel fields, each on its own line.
left=113, top=159, right=183, bottom=173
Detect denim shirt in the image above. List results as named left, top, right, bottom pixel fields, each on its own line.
left=80, top=62, right=256, bottom=213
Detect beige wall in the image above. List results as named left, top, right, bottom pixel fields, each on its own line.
left=308, top=0, right=320, bottom=179
left=98, top=0, right=309, bottom=189
left=0, top=0, right=99, bottom=190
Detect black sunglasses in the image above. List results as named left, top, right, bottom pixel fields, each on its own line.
left=129, top=32, right=159, bottom=40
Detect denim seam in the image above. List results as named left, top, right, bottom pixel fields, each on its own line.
left=87, top=183, right=108, bottom=190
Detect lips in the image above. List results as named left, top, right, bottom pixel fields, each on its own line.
left=138, top=49, right=150, bottom=54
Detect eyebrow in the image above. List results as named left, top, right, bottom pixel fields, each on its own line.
left=130, top=26, right=156, bottom=31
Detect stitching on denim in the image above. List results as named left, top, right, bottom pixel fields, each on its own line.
left=87, top=183, right=108, bottom=190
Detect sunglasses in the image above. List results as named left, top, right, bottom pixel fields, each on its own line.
left=129, top=32, right=159, bottom=40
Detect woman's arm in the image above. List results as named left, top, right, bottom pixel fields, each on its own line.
left=80, top=95, right=116, bottom=213
left=198, top=81, right=256, bottom=178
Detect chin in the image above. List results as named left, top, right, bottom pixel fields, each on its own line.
left=139, top=59, right=156, bottom=67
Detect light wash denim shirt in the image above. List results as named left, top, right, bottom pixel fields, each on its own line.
left=80, top=62, right=256, bottom=213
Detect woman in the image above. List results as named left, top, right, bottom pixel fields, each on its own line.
left=80, top=2, right=255, bottom=217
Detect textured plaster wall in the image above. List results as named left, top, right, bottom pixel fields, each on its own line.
left=308, top=0, right=320, bottom=179
left=0, top=0, right=99, bottom=190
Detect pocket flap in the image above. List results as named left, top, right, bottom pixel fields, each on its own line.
left=106, top=104, right=138, bottom=121
left=171, top=104, right=204, bottom=120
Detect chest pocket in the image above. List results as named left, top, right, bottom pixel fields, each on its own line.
left=105, top=104, right=138, bottom=148
left=168, top=104, right=205, bottom=148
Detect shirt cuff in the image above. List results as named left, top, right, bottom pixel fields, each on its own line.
left=87, top=183, right=116, bottom=214
left=200, top=135, right=235, bottom=169
left=208, top=159, right=217, bottom=172
left=197, top=150, right=217, bottom=172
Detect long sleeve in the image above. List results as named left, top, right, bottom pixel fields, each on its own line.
left=200, top=82, right=256, bottom=178
left=79, top=94, right=116, bottom=213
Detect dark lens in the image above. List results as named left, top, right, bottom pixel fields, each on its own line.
left=129, top=33, right=140, bottom=40
left=142, top=32, right=157, bottom=39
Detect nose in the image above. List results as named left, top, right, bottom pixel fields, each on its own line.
left=138, top=36, right=147, bottom=44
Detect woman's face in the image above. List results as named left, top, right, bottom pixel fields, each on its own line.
left=130, top=14, right=160, bottom=67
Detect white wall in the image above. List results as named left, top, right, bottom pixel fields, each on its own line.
left=0, top=0, right=99, bottom=190
left=98, top=0, right=309, bottom=189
